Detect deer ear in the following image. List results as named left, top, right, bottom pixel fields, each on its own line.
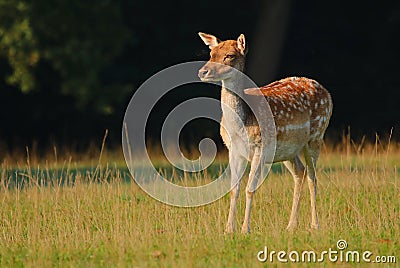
left=198, top=32, right=221, bottom=49
left=237, top=34, right=247, bottom=55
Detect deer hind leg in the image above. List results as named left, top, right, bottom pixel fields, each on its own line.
left=225, top=153, right=246, bottom=234
left=241, top=147, right=263, bottom=234
left=284, top=155, right=306, bottom=231
left=304, top=140, right=322, bottom=229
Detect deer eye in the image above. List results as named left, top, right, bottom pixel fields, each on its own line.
left=224, top=54, right=236, bottom=60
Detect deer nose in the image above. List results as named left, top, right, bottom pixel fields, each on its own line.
left=198, top=68, right=210, bottom=79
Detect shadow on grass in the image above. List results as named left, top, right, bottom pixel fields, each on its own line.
left=5, top=161, right=393, bottom=189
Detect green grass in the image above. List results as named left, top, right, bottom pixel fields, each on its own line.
left=0, top=143, right=399, bottom=267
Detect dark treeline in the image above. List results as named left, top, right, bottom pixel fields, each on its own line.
left=0, top=0, right=399, bottom=153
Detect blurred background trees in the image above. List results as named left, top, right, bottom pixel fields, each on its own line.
left=0, top=0, right=399, bottom=151
left=1, top=0, right=131, bottom=110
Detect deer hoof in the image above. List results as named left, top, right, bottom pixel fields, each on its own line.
left=286, top=222, right=298, bottom=232
left=241, top=226, right=250, bottom=234
left=225, top=225, right=234, bottom=234
left=310, top=223, right=320, bottom=230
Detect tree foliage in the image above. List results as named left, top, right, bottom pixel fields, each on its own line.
left=0, top=0, right=131, bottom=113
left=0, top=0, right=38, bottom=92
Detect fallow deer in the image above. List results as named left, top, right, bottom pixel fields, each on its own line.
left=198, top=32, right=333, bottom=234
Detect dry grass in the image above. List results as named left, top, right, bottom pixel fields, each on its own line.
left=0, top=138, right=399, bottom=267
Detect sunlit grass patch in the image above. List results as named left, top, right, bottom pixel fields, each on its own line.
left=0, top=140, right=399, bottom=266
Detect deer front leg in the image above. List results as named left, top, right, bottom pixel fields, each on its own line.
left=283, top=156, right=306, bottom=231
left=225, top=153, right=245, bottom=234
left=241, top=147, right=262, bottom=234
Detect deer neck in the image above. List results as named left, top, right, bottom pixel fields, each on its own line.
left=221, top=75, right=249, bottom=124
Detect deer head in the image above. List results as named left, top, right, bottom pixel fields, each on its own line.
left=198, top=32, right=247, bottom=82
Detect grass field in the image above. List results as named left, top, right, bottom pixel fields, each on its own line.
left=0, top=139, right=399, bottom=267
